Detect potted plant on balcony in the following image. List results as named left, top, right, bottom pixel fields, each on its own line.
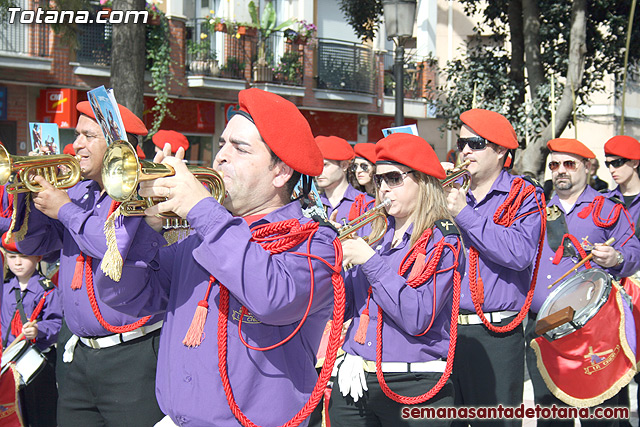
left=221, top=56, right=246, bottom=79
left=274, top=51, right=303, bottom=85
left=283, top=19, right=317, bottom=46
left=248, top=0, right=295, bottom=82
left=187, top=34, right=219, bottom=76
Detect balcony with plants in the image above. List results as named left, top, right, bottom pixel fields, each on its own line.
left=0, top=0, right=51, bottom=70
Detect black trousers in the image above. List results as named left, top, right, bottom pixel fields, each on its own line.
left=56, top=328, right=165, bottom=427
left=19, top=347, right=58, bottom=427
left=451, top=317, right=524, bottom=427
left=328, top=371, right=454, bottom=427
left=525, top=314, right=625, bottom=427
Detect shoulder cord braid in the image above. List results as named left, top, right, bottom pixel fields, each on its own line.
left=468, top=177, right=547, bottom=333
left=181, top=218, right=345, bottom=427
left=374, top=228, right=463, bottom=403
left=348, top=193, right=370, bottom=221
left=72, top=200, right=151, bottom=333
left=10, top=289, right=54, bottom=342
left=577, top=195, right=635, bottom=247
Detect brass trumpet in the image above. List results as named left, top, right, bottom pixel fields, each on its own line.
left=441, top=160, right=471, bottom=191
left=338, top=198, right=391, bottom=246
left=101, top=140, right=225, bottom=217
left=0, top=144, right=82, bottom=194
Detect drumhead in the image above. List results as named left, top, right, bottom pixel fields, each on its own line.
left=1, top=340, right=27, bottom=370
left=537, top=269, right=611, bottom=340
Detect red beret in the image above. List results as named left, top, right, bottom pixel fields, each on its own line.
left=460, top=109, right=518, bottom=149
left=354, top=143, right=376, bottom=164
left=238, top=88, right=322, bottom=176
left=63, top=144, right=75, bottom=156
left=77, top=101, right=148, bottom=136
left=604, top=135, right=640, bottom=160
left=375, top=133, right=445, bottom=179
left=152, top=130, right=189, bottom=153
left=316, top=136, right=354, bottom=161
left=547, top=138, right=595, bottom=159
left=1, top=232, right=18, bottom=254
left=136, top=144, right=146, bottom=160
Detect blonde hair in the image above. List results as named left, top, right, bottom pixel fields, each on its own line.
left=370, top=171, right=454, bottom=246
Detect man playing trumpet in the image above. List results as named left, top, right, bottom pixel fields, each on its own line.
left=526, top=138, right=640, bottom=426
left=93, top=88, right=344, bottom=426
left=13, top=101, right=165, bottom=426
left=444, top=109, right=545, bottom=427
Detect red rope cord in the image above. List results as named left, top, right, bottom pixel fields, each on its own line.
left=80, top=200, right=151, bottom=334
left=467, top=178, right=547, bottom=333
left=218, top=220, right=346, bottom=427
left=10, top=289, right=54, bottom=341
left=376, top=238, right=463, bottom=403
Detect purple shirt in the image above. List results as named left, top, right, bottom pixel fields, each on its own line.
left=1, top=274, right=62, bottom=350
left=455, top=170, right=544, bottom=312
left=15, top=180, right=164, bottom=337
left=342, top=218, right=465, bottom=362
left=320, top=184, right=373, bottom=225
left=606, top=186, right=640, bottom=228
left=531, top=185, right=640, bottom=313
left=94, top=198, right=339, bottom=427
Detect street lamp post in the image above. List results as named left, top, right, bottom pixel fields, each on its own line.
left=382, top=0, right=417, bottom=127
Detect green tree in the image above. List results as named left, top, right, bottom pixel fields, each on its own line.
left=338, top=0, right=640, bottom=177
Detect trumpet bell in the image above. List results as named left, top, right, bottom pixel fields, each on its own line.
left=339, top=198, right=391, bottom=246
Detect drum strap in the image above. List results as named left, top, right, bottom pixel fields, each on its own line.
left=3, top=290, right=27, bottom=348
left=546, top=205, right=576, bottom=258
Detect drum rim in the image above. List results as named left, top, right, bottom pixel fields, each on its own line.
left=537, top=269, right=612, bottom=340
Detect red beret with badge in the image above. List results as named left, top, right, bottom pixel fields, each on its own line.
left=547, top=138, right=595, bottom=159
left=1, top=232, right=19, bottom=254
left=375, top=133, right=446, bottom=179
left=77, top=101, right=148, bottom=136
left=460, top=109, right=518, bottom=149
left=354, top=143, right=376, bottom=164
left=604, top=135, right=640, bottom=160
left=316, top=136, right=355, bottom=161
left=238, top=88, right=322, bottom=176
left=152, top=130, right=189, bottom=153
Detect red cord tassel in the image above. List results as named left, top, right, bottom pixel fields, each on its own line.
left=182, top=300, right=210, bottom=348
left=10, top=310, right=22, bottom=338
left=71, top=253, right=85, bottom=290
left=353, top=308, right=369, bottom=345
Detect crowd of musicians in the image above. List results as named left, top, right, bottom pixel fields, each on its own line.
left=1, top=87, right=640, bottom=427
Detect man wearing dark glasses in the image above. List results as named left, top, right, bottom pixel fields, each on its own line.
left=445, top=109, right=545, bottom=427
left=526, top=138, right=640, bottom=427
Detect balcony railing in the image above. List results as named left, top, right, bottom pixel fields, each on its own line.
left=317, top=38, right=376, bottom=95
left=381, top=51, right=432, bottom=100
left=76, top=13, right=112, bottom=67
left=0, top=0, right=49, bottom=57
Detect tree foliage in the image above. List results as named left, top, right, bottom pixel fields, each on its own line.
left=337, top=0, right=384, bottom=41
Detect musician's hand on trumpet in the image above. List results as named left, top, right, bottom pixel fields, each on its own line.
left=590, top=244, right=621, bottom=268
left=329, top=211, right=376, bottom=268
left=32, top=175, right=71, bottom=220
left=441, top=161, right=470, bottom=217
left=139, top=143, right=212, bottom=220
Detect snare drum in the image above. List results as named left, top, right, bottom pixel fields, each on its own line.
left=536, top=269, right=611, bottom=341
left=531, top=269, right=637, bottom=407
left=1, top=340, right=46, bottom=387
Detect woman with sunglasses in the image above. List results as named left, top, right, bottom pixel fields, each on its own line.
left=329, top=133, right=465, bottom=427
left=349, top=143, right=377, bottom=196
left=603, top=135, right=640, bottom=239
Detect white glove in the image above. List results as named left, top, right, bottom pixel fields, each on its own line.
left=63, top=334, right=79, bottom=363
left=337, top=352, right=368, bottom=402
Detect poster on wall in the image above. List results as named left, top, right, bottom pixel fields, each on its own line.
left=29, top=122, right=60, bottom=155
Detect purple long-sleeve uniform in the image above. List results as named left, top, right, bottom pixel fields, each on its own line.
left=342, top=218, right=465, bottom=362
left=14, top=180, right=164, bottom=337
left=531, top=185, right=640, bottom=313
left=1, top=274, right=62, bottom=350
left=94, top=198, right=339, bottom=426
left=455, top=170, right=544, bottom=312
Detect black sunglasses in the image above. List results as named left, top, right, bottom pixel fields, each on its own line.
left=548, top=160, right=579, bottom=172
left=457, top=137, right=488, bottom=151
left=373, top=170, right=415, bottom=188
left=349, top=163, right=371, bottom=173
left=604, top=158, right=629, bottom=169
